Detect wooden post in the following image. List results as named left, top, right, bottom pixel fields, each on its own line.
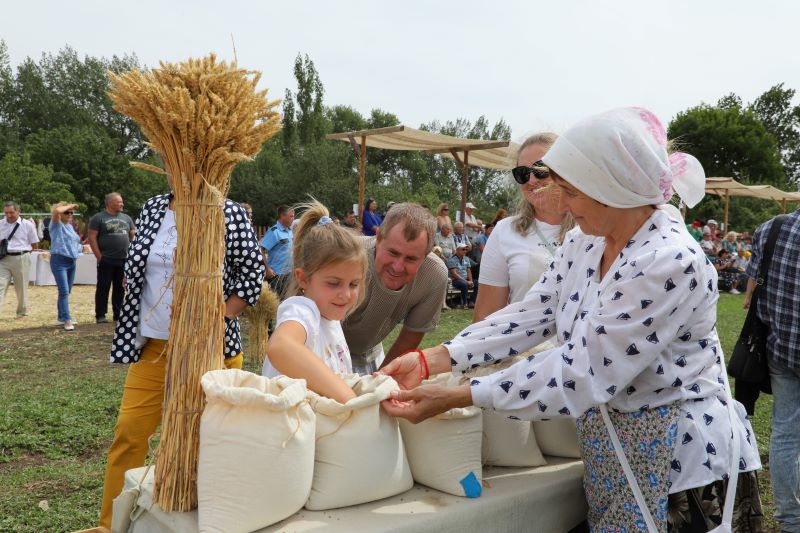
left=358, top=134, right=366, bottom=221
left=723, top=191, right=729, bottom=232
left=461, top=151, right=469, bottom=223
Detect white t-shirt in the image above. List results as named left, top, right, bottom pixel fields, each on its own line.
left=464, top=213, right=479, bottom=240
left=478, top=216, right=561, bottom=304
left=139, top=208, right=177, bottom=340
left=262, top=296, right=352, bottom=377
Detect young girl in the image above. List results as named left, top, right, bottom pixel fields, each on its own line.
left=262, top=200, right=368, bottom=403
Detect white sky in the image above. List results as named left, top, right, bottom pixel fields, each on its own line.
left=3, top=0, right=800, bottom=141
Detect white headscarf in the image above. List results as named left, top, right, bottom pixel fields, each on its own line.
left=542, top=107, right=705, bottom=209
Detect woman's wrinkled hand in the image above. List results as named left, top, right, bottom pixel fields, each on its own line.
left=378, top=351, right=424, bottom=390
left=380, top=384, right=472, bottom=424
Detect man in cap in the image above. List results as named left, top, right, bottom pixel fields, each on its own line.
left=446, top=242, right=476, bottom=309
left=463, top=202, right=481, bottom=242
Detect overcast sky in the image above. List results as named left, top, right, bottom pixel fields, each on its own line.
left=3, top=0, right=800, bottom=141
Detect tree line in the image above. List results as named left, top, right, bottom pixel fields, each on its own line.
left=1, top=41, right=799, bottom=231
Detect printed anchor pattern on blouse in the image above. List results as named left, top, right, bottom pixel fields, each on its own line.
left=110, top=194, right=264, bottom=364
left=448, top=210, right=759, bottom=491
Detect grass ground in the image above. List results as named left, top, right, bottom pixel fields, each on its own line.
left=0, top=287, right=778, bottom=531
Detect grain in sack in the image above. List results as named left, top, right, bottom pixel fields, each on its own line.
left=399, top=374, right=483, bottom=497
left=305, top=374, right=413, bottom=510
left=532, top=418, right=582, bottom=458
left=198, top=370, right=315, bottom=533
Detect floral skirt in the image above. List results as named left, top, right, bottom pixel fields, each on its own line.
left=576, top=404, right=764, bottom=532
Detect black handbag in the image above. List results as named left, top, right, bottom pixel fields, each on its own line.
left=0, top=222, right=20, bottom=260
left=728, top=215, right=786, bottom=407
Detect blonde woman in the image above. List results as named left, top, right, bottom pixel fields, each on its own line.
left=435, top=203, right=451, bottom=233
left=48, top=202, right=82, bottom=331
left=473, top=133, right=573, bottom=322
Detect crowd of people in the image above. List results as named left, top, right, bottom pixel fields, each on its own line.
left=3, top=106, right=800, bottom=533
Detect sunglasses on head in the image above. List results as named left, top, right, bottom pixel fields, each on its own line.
left=63, top=211, right=74, bottom=215
left=511, top=160, right=550, bottom=184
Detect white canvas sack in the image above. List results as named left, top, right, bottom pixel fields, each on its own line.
left=305, top=374, right=413, bottom=510
left=198, top=370, right=315, bottom=533
left=462, top=354, right=547, bottom=467
left=399, top=374, right=484, bottom=497
left=532, top=418, right=582, bottom=458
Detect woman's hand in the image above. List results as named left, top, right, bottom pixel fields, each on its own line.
left=379, top=351, right=423, bottom=390
left=380, top=384, right=473, bottom=424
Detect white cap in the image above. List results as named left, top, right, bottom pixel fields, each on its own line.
left=465, top=202, right=475, bottom=209
left=456, top=242, right=469, bottom=249
left=707, top=219, right=718, bottom=225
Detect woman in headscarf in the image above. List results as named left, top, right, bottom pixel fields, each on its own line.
left=382, top=108, right=762, bottom=532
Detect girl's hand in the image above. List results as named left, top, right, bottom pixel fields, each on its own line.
left=379, top=351, right=424, bottom=390
left=380, top=384, right=472, bottom=423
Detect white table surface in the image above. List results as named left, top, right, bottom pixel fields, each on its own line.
left=31, top=252, right=97, bottom=286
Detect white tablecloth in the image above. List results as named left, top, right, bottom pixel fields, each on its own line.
left=31, top=253, right=97, bottom=286
left=120, top=457, right=587, bottom=533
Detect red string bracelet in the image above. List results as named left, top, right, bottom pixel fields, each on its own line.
left=417, top=349, right=430, bottom=381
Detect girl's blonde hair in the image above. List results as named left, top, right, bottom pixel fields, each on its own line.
left=513, top=132, right=574, bottom=240
left=435, top=203, right=449, bottom=217
left=287, top=199, right=369, bottom=315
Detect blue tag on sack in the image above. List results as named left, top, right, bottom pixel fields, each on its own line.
left=459, top=471, right=482, bottom=498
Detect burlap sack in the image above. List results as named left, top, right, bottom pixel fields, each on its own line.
left=305, top=374, right=413, bottom=510
left=198, top=370, right=315, bottom=533
left=399, top=374, right=483, bottom=497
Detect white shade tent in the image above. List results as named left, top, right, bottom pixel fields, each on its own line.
left=704, top=177, right=800, bottom=230
left=326, top=125, right=517, bottom=222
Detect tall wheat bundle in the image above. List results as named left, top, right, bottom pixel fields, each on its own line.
left=109, top=54, right=281, bottom=512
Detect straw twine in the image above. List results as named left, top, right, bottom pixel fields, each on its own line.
left=109, top=54, right=281, bottom=512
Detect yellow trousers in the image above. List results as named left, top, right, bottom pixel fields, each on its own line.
left=99, top=339, right=242, bottom=528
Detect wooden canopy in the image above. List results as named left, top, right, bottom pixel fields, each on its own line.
left=704, top=177, right=800, bottom=230
left=326, top=125, right=515, bottom=222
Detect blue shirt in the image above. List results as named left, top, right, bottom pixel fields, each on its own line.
left=447, top=254, right=474, bottom=280
left=474, top=233, right=488, bottom=263
left=48, top=220, right=82, bottom=259
left=746, top=209, right=800, bottom=370
left=261, top=223, right=293, bottom=274
left=362, top=211, right=382, bottom=237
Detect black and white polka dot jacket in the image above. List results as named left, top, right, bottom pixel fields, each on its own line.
left=109, top=193, right=265, bottom=364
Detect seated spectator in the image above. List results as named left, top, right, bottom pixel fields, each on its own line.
left=739, top=232, right=752, bottom=252
left=432, top=246, right=450, bottom=311
left=700, top=228, right=718, bottom=258
left=703, top=218, right=719, bottom=237
left=452, top=221, right=472, bottom=253
left=732, top=247, right=749, bottom=283
left=434, top=224, right=456, bottom=259
left=714, top=249, right=742, bottom=294
left=721, top=231, right=740, bottom=254
left=447, top=243, right=476, bottom=308
left=687, top=220, right=703, bottom=242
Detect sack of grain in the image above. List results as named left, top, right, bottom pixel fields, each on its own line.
left=460, top=351, right=547, bottom=467
left=532, top=418, right=582, bottom=459
left=305, top=374, right=413, bottom=510
left=399, top=374, right=483, bottom=497
left=197, top=370, right=315, bottom=533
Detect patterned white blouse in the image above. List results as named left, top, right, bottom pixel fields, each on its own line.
left=446, top=208, right=760, bottom=493
left=109, top=193, right=265, bottom=364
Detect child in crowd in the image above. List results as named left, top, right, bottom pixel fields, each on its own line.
left=262, top=200, right=368, bottom=403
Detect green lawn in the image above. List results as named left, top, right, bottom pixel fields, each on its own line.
left=0, top=295, right=777, bottom=531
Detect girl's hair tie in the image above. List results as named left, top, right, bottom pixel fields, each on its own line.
left=318, top=215, right=333, bottom=226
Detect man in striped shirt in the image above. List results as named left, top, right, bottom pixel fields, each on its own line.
left=342, top=203, right=448, bottom=375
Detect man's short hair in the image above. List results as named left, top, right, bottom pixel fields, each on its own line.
left=3, top=201, right=20, bottom=211
left=378, top=203, right=437, bottom=253
left=345, top=210, right=355, bottom=217
left=104, top=192, right=122, bottom=206
left=277, top=205, right=292, bottom=217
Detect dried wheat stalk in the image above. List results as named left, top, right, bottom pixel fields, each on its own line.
left=109, top=54, right=280, bottom=512
left=242, top=283, right=280, bottom=366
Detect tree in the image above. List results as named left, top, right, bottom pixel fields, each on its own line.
left=669, top=103, right=787, bottom=231
left=0, top=151, right=74, bottom=211
left=749, top=83, right=800, bottom=185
